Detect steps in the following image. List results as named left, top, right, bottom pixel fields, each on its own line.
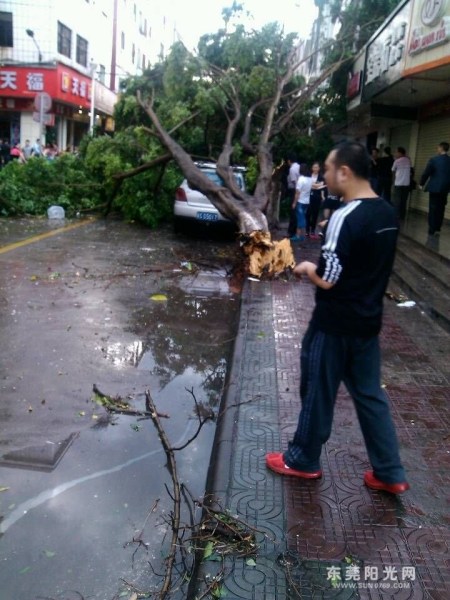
left=390, top=234, right=450, bottom=333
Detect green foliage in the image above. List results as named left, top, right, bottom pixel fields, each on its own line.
left=0, top=155, right=101, bottom=217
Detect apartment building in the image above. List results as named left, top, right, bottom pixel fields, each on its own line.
left=0, top=0, right=166, bottom=151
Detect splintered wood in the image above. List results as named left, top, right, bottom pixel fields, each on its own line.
left=241, top=231, right=295, bottom=278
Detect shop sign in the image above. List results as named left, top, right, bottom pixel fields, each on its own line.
left=408, top=7, right=450, bottom=55
left=0, top=65, right=93, bottom=110
left=347, top=71, right=362, bottom=99
left=362, top=3, right=411, bottom=102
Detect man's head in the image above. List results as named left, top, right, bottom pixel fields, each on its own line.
left=324, top=141, right=371, bottom=196
left=395, top=147, right=406, bottom=158
left=438, top=142, right=449, bottom=154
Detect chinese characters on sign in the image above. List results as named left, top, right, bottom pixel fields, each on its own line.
left=0, top=71, right=18, bottom=90
left=365, top=20, right=407, bottom=85
left=61, top=71, right=90, bottom=100
left=0, top=66, right=92, bottom=110
left=409, top=17, right=450, bottom=55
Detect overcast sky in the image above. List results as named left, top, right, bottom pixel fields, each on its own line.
left=152, top=0, right=319, bottom=51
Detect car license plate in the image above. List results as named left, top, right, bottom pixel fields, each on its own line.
left=197, top=212, right=219, bottom=221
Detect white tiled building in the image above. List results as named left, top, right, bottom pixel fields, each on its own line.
left=0, top=0, right=169, bottom=150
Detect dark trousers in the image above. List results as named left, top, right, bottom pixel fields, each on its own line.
left=284, top=324, right=406, bottom=483
left=428, top=192, right=447, bottom=234
left=378, top=177, right=393, bottom=203
left=287, top=188, right=297, bottom=236
left=307, top=197, right=321, bottom=233
left=393, top=186, right=410, bottom=220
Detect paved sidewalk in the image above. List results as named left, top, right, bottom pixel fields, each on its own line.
left=195, top=237, right=450, bottom=599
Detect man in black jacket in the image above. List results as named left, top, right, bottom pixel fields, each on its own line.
left=266, top=141, right=409, bottom=495
left=419, top=142, right=450, bottom=235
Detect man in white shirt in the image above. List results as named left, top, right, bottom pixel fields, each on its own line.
left=392, top=147, right=411, bottom=220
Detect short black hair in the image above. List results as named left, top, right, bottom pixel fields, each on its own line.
left=332, top=141, right=370, bottom=180
left=397, top=147, right=406, bottom=156
left=299, top=162, right=310, bottom=176
left=439, top=142, right=449, bottom=153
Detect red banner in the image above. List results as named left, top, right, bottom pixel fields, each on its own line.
left=0, top=64, right=93, bottom=110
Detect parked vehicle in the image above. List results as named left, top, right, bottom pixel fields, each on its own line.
left=173, top=162, right=246, bottom=233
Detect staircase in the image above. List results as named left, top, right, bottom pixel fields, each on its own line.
left=390, top=234, right=450, bottom=333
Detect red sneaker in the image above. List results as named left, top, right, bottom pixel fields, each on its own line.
left=364, top=471, right=410, bottom=494
left=266, top=453, right=322, bottom=479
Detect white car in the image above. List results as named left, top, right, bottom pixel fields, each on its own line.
left=173, top=162, right=246, bottom=232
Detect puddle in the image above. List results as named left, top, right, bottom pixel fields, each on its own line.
left=0, top=374, right=222, bottom=599
left=0, top=219, right=241, bottom=598
left=0, top=283, right=239, bottom=600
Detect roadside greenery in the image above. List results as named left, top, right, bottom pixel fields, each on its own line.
left=0, top=132, right=179, bottom=227
left=0, top=153, right=100, bottom=217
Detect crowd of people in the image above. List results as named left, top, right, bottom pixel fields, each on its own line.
left=0, top=138, right=64, bottom=167
left=284, top=154, right=344, bottom=242
left=283, top=141, right=450, bottom=239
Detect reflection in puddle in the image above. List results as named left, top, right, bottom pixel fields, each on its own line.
left=95, top=339, right=144, bottom=367
left=0, top=274, right=239, bottom=599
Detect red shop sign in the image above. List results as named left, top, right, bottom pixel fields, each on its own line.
left=0, top=64, right=92, bottom=110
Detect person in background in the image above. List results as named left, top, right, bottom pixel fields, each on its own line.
left=22, top=139, right=33, bottom=160
left=419, top=141, right=450, bottom=236
left=266, top=140, right=409, bottom=496
left=10, top=143, right=26, bottom=163
left=286, top=155, right=300, bottom=237
left=31, top=138, right=43, bottom=157
left=0, top=139, right=11, bottom=167
left=377, top=146, right=394, bottom=203
left=308, top=161, right=326, bottom=239
left=291, top=163, right=312, bottom=243
left=369, top=147, right=380, bottom=194
left=392, top=147, right=411, bottom=220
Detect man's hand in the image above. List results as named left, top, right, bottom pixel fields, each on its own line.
left=293, top=261, right=316, bottom=279
left=294, top=260, right=334, bottom=290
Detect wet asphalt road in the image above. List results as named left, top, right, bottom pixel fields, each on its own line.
left=0, top=217, right=241, bottom=599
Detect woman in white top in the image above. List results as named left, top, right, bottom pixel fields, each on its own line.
left=291, top=163, right=312, bottom=242
left=392, top=147, right=412, bottom=220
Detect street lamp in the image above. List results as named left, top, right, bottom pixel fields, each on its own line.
left=26, top=29, right=42, bottom=63
left=89, top=60, right=98, bottom=136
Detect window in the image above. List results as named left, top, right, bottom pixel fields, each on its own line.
left=76, top=35, right=88, bottom=66
left=0, top=12, right=13, bottom=47
left=58, top=21, right=72, bottom=58
left=98, top=65, right=106, bottom=84
left=132, top=42, right=135, bottom=64
left=121, top=31, right=125, bottom=49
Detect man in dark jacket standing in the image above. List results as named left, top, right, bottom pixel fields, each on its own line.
left=419, top=142, right=450, bottom=236
left=266, top=141, right=409, bottom=495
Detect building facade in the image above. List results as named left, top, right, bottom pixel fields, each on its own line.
left=0, top=0, right=164, bottom=151
left=346, top=0, right=450, bottom=220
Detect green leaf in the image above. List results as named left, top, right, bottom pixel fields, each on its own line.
left=44, top=550, right=56, bottom=558
left=19, top=566, right=31, bottom=574
left=246, top=558, right=256, bottom=567
left=203, top=540, right=214, bottom=560
left=0, top=486, right=9, bottom=493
